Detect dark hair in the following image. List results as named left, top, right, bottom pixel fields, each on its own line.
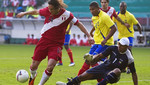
left=89, top=1, right=99, bottom=8
left=100, top=0, right=109, bottom=3
left=48, top=0, right=62, bottom=9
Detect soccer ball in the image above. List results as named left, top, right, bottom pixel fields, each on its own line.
left=16, top=69, right=29, bottom=83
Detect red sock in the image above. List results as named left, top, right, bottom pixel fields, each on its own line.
left=45, top=70, right=52, bottom=76
left=78, top=62, right=90, bottom=76
left=91, top=63, right=98, bottom=67
left=67, top=48, right=74, bottom=63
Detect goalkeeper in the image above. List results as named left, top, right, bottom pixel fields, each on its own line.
left=56, top=38, right=138, bottom=85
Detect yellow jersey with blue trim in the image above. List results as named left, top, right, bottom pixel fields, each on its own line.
left=92, top=11, right=115, bottom=45
left=113, top=11, right=138, bottom=39
left=66, top=24, right=71, bottom=34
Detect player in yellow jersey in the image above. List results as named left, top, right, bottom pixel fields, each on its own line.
left=113, top=1, right=142, bottom=74
left=56, top=22, right=75, bottom=66
left=113, top=1, right=142, bottom=52
left=77, top=2, right=117, bottom=82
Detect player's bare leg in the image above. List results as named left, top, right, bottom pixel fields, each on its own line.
left=38, top=59, right=57, bottom=85
left=64, top=45, right=75, bottom=66
left=29, top=60, right=40, bottom=85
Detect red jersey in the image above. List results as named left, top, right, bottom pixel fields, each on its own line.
left=100, top=6, right=117, bottom=19
left=39, top=7, right=79, bottom=45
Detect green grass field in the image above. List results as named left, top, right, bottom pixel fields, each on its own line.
left=0, top=44, right=150, bottom=85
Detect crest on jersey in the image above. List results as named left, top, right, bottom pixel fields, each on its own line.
left=62, top=15, right=67, bottom=20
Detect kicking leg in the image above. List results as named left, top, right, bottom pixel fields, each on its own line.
left=39, top=59, right=57, bottom=85
left=29, top=60, right=40, bottom=85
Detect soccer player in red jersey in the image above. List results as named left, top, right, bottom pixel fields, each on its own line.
left=16, top=0, right=94, bottom=85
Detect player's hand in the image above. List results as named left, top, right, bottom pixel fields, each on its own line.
left=84, top=53, right=93, bottom=61
left=125, top=23, right=130, bottom=28
left=101, top=39, right=107, bottom=46
left=88, top=36, right=94, bottom=44
left=16, top=12, right=25, bottom=18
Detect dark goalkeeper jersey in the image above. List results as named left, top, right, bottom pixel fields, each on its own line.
left=102, top=46, right=136, bottom=73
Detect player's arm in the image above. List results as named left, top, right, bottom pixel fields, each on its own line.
left=128, top=62, right=138, bottom=85
left=85, top=47, right=112, bottom=64
left=135, top=22, right=142, bottom=36
left=66, top=22, right=73, bottom=34
left=90, top=27, right=95, bottom=37
left=16, top=9, right=39, bottom=18
left=76, top=22, right=94, bottom=44
left=116, top=16, right=130, bottom=28
left=101, top=25, right=116, bottom=46
left=91, top=53, right=105, bottom=64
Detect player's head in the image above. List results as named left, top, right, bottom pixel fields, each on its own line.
left=118, top=38, right=129, bottom=53
left=119, top=1, right=127, bottom=14
left=100, top=0, right=109, bottom=9
left=89, top=1, right=100, bottom=16
left=48, top=0, right=67, bottom=15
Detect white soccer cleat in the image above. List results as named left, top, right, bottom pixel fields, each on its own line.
left=84, top=53, right=93, bottom=61
left=69, top=62, right=75, bottom=67
left=56, top=81, right=66, bottom=85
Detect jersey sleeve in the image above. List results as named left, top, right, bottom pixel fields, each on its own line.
left=128, top=62, right=136, bottom=73
left=131, top=14, right=138, bottom=25
left=70, top=13, right=79, bottom=25
left=39, top=7, right=49, bottom=17
left=102, top=46, right=113, bottom=57
left=112, top=9, right=118, bottom=18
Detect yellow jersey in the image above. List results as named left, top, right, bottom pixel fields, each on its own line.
left=113, top=11, right=138, bottom=39
left=66, top=24, right=71, bottom=34
left=92, top=11, right=115, bottom=45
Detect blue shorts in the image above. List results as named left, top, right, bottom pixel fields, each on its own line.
left=118, top=37, right=133, bottom=46
left=64, top=34, right=70, bottom=45
left=89, top=44, right=109, bottom=61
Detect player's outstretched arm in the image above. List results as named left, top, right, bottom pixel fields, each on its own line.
left=116, top=16, right=130, bottom=28
left=16, top=10, right=39, bottom=18
left=91, top=53, right=105, bottom=63
left=76, top=22, right=94, bottom=44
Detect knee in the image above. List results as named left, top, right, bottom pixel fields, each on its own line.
left=30, top=61, right=40, bottom=70
left=114, top=68, right=121, bottom=76
left=46, top=65, right=55, bottom=72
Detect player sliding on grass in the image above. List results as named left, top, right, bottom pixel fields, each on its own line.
left=16, top=0, right=94, bottom=85
left=56, top=37, right=138, bottom=85
left=77, top=1, right=116, bottom=82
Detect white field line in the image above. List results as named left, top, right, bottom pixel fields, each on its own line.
left=0, top=57, right=29, bottom=60
left=118, top=79, right=150, bottom=83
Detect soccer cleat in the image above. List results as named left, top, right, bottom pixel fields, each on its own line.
left=28, top=77, right=35, bottom=85
left=69, top=62, right=75, bottom=66
left=28, top=74, right=37, bottom=85
left=56, top=81, right=66, bottom=85
left=56, top=63, right=63, bottom=66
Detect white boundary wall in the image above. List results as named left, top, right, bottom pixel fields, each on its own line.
left=0, top=18, right=148, bottom=46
